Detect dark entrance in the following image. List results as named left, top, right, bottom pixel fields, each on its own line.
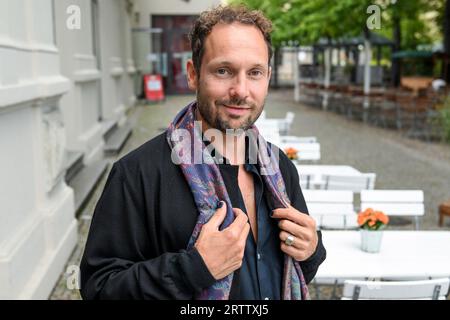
left=151, top=15, right=198, bottom=95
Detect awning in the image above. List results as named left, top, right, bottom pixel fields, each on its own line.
left=392, top=50, right=434, bottom=59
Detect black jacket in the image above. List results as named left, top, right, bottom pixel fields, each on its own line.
left=80, top=132, right=326, bottom=299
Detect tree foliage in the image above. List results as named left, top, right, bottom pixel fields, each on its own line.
left=230, top=0, right=447, bottom=50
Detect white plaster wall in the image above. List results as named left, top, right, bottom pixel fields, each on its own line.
left=0, top=107, right=38, bottom=244
left=132, top=0, right=222, bottom=20
left=97, top=0, right=131, bottom=123
left=54, top=0, right=104, bottom=164
left=121, top=0, right=137, bottom=109
left=0, top=0, right=77, bottom=299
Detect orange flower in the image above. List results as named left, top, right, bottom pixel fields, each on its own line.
left=284, top=147, right=298, bottom=160
left=357, top=208, right=389, bottom=230
left=357, top=215, right=367, bottom=226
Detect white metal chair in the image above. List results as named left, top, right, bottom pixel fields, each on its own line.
left=304, top=189, right=358, bottom=299
left=278, top=112, right=295, bottom=135
left=255, top=119, right=281, bottom=145
left=299, top=174, right=313, bottom=190
left=322, top=173, right=376, bottom=192
left=278, top=141, right=321, bottom=162
left=259, top=110, right=266, bottom=120
left=256, top=118, right=320, bottom=161
left=360, top=190, right=424, bottom=230
left=303, top=190, right=357, bottom=229
left=258, top=112, right=295, bottom=136
left=280, top=136, right=317, bottom=144
left=342, top=278, right=450, bottom=300
left=286, top=111, right=295, bottom=123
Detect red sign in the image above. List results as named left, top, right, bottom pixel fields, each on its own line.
left=144, top=74, right=165, bottom=102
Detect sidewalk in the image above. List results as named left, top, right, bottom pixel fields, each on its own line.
left=49, top=90, right=450, bottom=300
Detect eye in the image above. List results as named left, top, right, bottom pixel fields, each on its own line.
left=249, top=70, right=264, bottom=78
left=216, top=68, right=231, bottom=76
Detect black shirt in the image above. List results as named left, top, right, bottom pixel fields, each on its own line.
left=219, top=162, right=283, bottom=300
left=80, top=132, right=326, bottom=300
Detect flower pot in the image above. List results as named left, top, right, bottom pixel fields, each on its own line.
left=360, top=229, right=383, bottom=253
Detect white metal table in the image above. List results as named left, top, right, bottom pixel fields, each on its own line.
left=315, top=230, right=450, bottom=282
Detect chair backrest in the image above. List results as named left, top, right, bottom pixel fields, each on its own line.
left=295, top=143, right=321, bottom=161
left=281, top=136, right=317, bottom=144
left=260, top=110, right=266, bottom=120
left=279, top=142, right=321, bottom=161
left=285, top=112, right=295, bottom=124
left=255, top=120, right=281, bottom=145
left=275, top=112, right=295, bottom=135
left=342, top=278, right=450, bottom=300
left=360, top=190, right=424, bottom=229
left=323, top=173, right=376, bottom=192
left=299, top=174, right=313, bottom=189
left=303, top=190, right=357, bottom=229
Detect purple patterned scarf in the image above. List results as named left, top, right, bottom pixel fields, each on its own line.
left=166, top=101, right=310, bottom=300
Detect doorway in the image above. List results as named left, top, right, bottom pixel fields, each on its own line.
left=151, top=15, right=198, bottom=95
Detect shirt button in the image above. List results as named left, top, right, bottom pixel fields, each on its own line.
left=264, top=297, right=270, bottom=300
left=257, top=253, right=261, bottom=260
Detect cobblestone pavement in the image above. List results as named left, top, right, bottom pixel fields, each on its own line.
left=49, top=90, right=450, bottom=300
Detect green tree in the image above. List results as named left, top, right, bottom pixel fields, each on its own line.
left=232, top=0, right=448, bottom=82
left=231, top=0, right=372, bottom=45
left=444, top=0, right=450, bottom=81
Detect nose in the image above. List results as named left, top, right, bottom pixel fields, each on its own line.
left=229, top=72, right=249, bottom=100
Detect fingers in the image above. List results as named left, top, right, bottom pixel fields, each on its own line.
left=239, top=221, right=251, bottom=243
left=279, top=230, right=313, bottom=261
left=230, top=208, right=249, bottom=230
left=277, top=219, right=310, bottom=240
left=207, top=203, right=249, bottom=234
left=272, top=206, right=315, bottom=229
left=207, top=201, right=227, bottom=229
left=279, top=230, right=307, bottom=249
left=218, top=208, right=250, bottom=242
left=280, top=241, right=311, bottom=262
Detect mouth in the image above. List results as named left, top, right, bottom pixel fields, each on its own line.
left=221, top=104, right=251, bottom=116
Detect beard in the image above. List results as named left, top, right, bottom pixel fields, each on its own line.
left=196, top=89, right=265, bottom=133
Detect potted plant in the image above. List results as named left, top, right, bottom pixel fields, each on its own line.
left=357, top=208, right=390, bottom=253
left=284, top=147, right=299, bottom=161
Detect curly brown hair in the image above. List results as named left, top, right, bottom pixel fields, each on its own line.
left=189, top=4, right=273, bottom=76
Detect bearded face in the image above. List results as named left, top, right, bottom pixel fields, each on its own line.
left=187, top=23, right=271, bottom=133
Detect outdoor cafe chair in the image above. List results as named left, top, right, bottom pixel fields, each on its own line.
left=278, top=112, right=295, bottom=135
left=302, top=190, right=357, bottom=230
left=346, top=89, right=366, bottom=121
left=299, top=174, right=313, bottom=190
left=322, top=173, right=377, bottom=192
left=375, top=90, right=401, bottom=129
left=280, top=136, right=317, bottom=144
left=341, top=278, right=450, bottom=300
left=360, top=190, right=424, bottom=230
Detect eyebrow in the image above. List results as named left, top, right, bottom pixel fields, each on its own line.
left=213, top=61, right=268, bottom=69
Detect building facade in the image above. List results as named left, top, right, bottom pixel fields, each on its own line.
left=131, top=0, right=222, bottom=95
left=0, top=0, right=136, bottom=299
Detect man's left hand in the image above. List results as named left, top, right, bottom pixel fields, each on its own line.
left=272, top=206, right=318, bottom=261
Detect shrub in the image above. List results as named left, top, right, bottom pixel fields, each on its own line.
left=440, top=94, right=450, bottom=143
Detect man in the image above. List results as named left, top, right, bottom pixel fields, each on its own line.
left=80, top=5, right=326, bottom=300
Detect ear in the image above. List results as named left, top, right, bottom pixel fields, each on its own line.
left=268, top=65, right=272, bottom=80
left=186, top=59, right=198, bottom=91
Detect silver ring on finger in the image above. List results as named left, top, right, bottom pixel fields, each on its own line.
left=285, top=234, right=295, bottom=246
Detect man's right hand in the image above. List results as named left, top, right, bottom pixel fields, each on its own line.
left=194, top=201, right=250, bottom=280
